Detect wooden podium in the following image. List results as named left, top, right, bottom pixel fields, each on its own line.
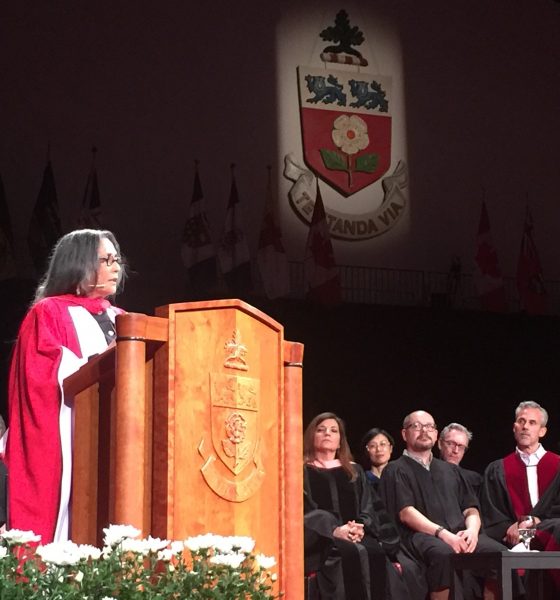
left=64, top=299, right=303, bottom=598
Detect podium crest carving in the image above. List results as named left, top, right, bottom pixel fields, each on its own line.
left=199, top=370, right=265, bottom=501
left=224, top=329, right=248, bottom=371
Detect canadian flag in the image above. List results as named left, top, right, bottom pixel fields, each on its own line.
left=304, top=180, right=341, bottom=306
left=517, top=206, right=547, bottom=315
left=473, top=200, right=507, bottom=312
left=256, top=168, right=290, bottom=299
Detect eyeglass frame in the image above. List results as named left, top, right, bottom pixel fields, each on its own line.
left=98, top=254, right=123, bottom=267
left=366, top=441, right=392, bottom=450
left=405, top=422, right=437, bottom=432
left=441, top=439, right=468, bottom=452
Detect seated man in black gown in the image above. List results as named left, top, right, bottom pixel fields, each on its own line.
left=438, top=422, right=483, bottom=497
left=380, top=410, right=507, bottom=600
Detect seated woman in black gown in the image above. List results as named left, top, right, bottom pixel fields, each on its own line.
left=361, top=428, right=395, bottom=492
left=304, top=412, right=427, bottom=600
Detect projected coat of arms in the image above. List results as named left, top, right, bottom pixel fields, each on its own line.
left=286, top=10, right=408, bottom=240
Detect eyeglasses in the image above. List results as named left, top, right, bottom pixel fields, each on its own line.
left=405, top=422, right=437, bottom=432
left=99, top=255, right=123, bottom=267
left=442, top=440, right=467, bottom=452
left=367, top=441, right=391, bottom=450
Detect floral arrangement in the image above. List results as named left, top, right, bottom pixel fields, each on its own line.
left=0, top=524, right=277, bottom=599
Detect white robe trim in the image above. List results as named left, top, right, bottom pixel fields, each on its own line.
left=54, top=305, right=118, bottom=542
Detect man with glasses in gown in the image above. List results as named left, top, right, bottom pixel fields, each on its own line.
left=438, top=423, right=483, bottom=497
left=380, top=410, right=507, bottom=600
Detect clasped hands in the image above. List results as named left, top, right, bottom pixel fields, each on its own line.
left=504, top=516, right=540, bottom=547
left=441, top=528, right=479, bottom=553
left=333, top=520, right=364, bottom=543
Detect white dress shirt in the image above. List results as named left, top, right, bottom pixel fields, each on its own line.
left=516, top=444, right=546, bottom=507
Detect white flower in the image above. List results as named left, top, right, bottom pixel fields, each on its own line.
left=120, top=537, right=151, bottom=555
left=1, top=529, right=41, bottom=544
left=0, top=547, right=8, bottom=558
left=331, top=114, right=369, bottom=155
left=184, top=533, right=220, bottom=552
left=102, top=524, right=141, bottom=547
left=170, top=540, right=185, bottom=555
left=185, top=533, right=255, bottom=555
left=74, top=570, right=84, bottom=583
left=157, top=548, right=174, bottom=562
left=209, top=552, right=245, bottom=568
left=223, top=536, right=255, bottom=554
left=143, top=535, right=170, bottom=553
left=255, top=553, right=276, bottom=570
left=36, top=541, right=81, bottom=566
left=76, top=544, right=102, bottom=560
left=102, top=597, right=117, bottom=600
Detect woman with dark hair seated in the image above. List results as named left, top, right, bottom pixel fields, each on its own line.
left=304, top=412, right=427, bottom=600
left=361, top=428, right=395, bottom=492
left=4, top=229, right=126, bottom=543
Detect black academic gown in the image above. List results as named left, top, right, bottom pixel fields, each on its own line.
left=380, top=455, right=506, bottom=594
left=304, top=463, right=426, bottom=600
left=459, top=466, right=483, bottom=499
left=481, top=455, right=560, bottom=544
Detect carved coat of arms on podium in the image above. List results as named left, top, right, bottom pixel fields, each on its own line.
left=198, top=329, right=265, bottom=501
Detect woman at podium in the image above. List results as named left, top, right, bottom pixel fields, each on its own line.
left=303, top=412, right=427, bottom=600
left=4, top=229, right=126, bottom=543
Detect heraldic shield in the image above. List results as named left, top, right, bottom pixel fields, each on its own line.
left=210, top=373, right=260, bottom=476
left=298, top=66, right=392, bottom=197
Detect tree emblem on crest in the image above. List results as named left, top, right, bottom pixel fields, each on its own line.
left=320, top=9, right=368, bottom=67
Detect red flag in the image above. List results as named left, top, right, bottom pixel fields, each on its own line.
left=473, top=200, right=507, bottom=312
left=257, top=167, right=290, bottom=299
left=304, top=180, right=341, bottom=306
left=517, top=206, right=547, bottom=315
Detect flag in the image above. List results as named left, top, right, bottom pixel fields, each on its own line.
left=77, top=147, right=102, bottom=228
left=218, top=167, right=252, bottom=297
left=27, top=159, right=62, bottom=274
left=473, top=200, right=507, bottom=312
left=181, top=163, right=218, bottom=294
left=0, top=173, right=17, bottom=280
left=256, top=168, right=290, bottom=299
left=304, top=180, right=341, bottom=306
left=517, top=206, right=547, bottom=315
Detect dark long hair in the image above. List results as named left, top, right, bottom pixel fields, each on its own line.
left=34, top=229, right=126, bottom=302
left=303, top=412, right=356, bottom=481
left=360, top=427, right=395, bottom=469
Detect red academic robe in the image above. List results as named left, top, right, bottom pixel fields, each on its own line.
left=5, top=294, right=121, bottom=543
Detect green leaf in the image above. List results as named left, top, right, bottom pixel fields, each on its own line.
left=355, top=153, right=378, bottom=173
left=320, top=148, right=347, bottom=171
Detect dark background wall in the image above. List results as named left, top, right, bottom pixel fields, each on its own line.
left=260, top=299, right=560, bottom=473
left=1, top=1, right=560, bottom=472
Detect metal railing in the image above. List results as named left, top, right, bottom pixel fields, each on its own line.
left=288, top=262, right=560, bottom=315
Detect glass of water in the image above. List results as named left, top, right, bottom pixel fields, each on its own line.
left=518, top=515, right=536, bottom=551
